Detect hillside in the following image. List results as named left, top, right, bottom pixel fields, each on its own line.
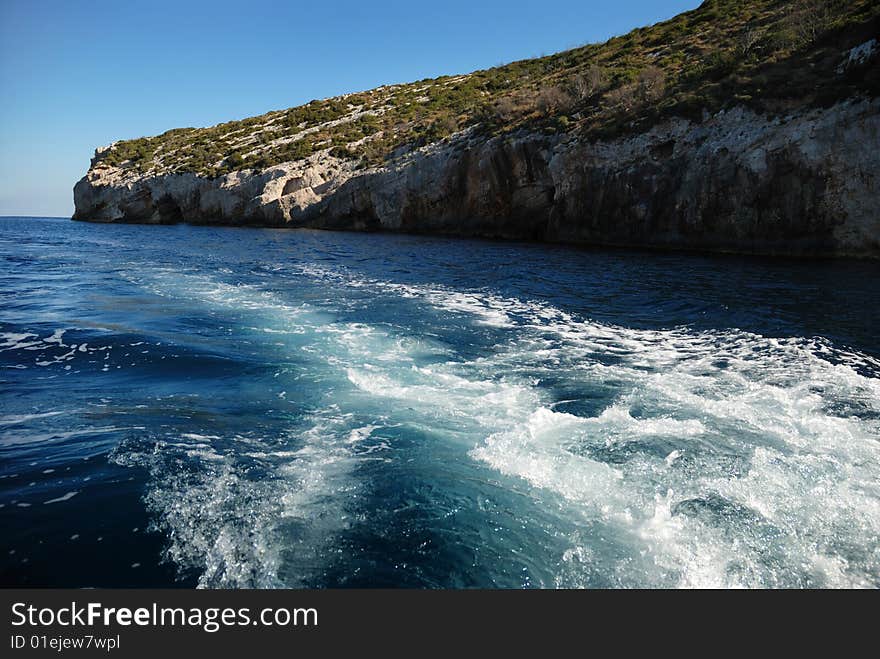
left=74, top=0, right=880, bottom=257
left=93, top=0, right=879, bottom=177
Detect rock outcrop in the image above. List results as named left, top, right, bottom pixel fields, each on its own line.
left=74, top=97, right=879, bottom=257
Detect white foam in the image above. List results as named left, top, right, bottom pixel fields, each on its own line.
left=320, top=270, right=880, bottom=586
left=472, top=407, right=624, bottom=507
left=347, top=425, right=380, bottom=443
left=43, top=491, right=78, bottom=505
left=116, top=265, right=880, bottom=588
left=580, top=404, right=707, bottom=441
left=0, top=332, right=38, bottom=350
left=180, top=433, right=220, bottom=441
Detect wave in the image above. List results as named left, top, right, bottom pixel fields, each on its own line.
left=111, top=263, right=880, bottom=588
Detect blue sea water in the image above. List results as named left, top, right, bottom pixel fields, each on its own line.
left=1, top=216, right=879, bottom=588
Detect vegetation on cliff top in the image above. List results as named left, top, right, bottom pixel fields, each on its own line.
left=96, top=0, right=879, bottom=177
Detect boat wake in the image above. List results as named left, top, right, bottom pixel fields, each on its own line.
left=112, top=263, right=880, bottom=588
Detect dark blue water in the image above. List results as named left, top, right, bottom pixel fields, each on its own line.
left=1, top=216, right=879, bottom=588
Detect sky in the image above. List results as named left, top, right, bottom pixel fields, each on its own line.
left=0, top=0, right=699, bottom=217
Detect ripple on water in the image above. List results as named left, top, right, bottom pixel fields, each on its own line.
left=2, top=219, right=879, bottom=588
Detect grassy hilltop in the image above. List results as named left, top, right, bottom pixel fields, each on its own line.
left=97, top=0, right=879, bottom=178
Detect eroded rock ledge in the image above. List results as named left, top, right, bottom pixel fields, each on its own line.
left=73, top=98, right=880, bottom=257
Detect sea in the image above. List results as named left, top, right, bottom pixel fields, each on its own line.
left=1, top=216, right=878, bottom=588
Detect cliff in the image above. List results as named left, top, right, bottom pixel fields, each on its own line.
left=73, top=1, right=880, bottom=257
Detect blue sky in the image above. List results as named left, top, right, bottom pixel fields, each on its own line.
left=0, top=0, right=699, bottom=217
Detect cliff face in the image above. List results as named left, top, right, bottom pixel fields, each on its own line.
left=74, top=97, right=879, bottom=257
